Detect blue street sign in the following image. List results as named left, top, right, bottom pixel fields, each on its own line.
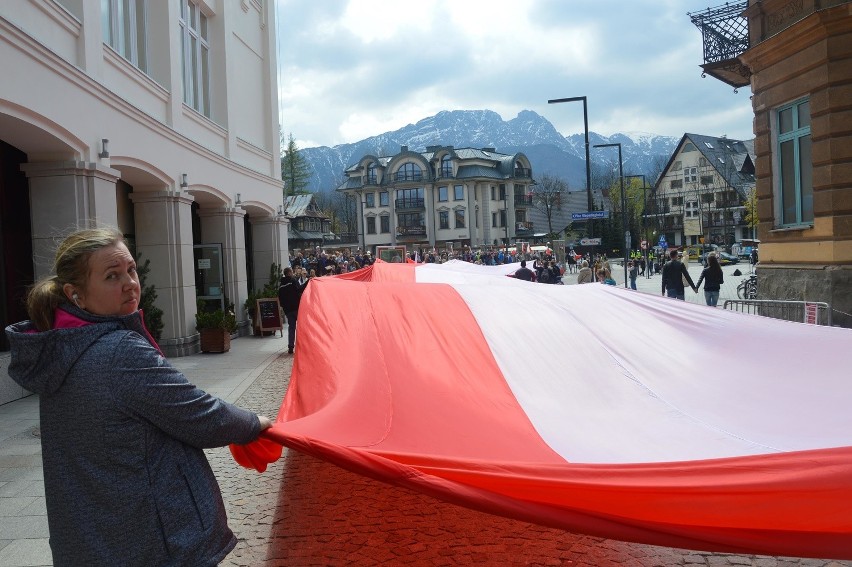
left=658, top=235, right=668, bottom=248
left=571, top=211, right=609, bottom=220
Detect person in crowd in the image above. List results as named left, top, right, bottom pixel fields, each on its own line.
left=5, top=227, right=272, bottom=566
left=295, top=265, right=308, bottom=285
left=597, top=268, right=617, bottom=286
left=695, top=251, right=724, bottom=307
left=549, top=260, right=562, bottom=284
left=628, top=260, right=638, bottom=290
left=513, top=259, right=534, bottom=282
left=577, top=260, right=594, bottom=284
left=661, top=249, right=696, bottom=300
left=278, top=266, right=310, bottom=354
left=566, top=253, right=577, bottom=274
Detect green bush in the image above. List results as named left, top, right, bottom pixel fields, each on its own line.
left=137, top=256, right=164, bottom=341
left=244, top=262, right=282, bottom=317
left=195, top=299, right=237, bottom=333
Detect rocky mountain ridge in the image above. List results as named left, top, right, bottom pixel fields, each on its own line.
left=298, top=109, right=681, bottom=193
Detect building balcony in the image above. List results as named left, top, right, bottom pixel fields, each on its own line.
left=394, top=171, right=423, bottom=182
left=688, top=2, right=751, bottom=88
left=514, top=194, right=533, bottom=206
left=514, top=167, right=532, bottom=178
left=394, top=198, right=425, bottom=210
left=515, top=221, right=534, bottom=234
left=437, top=168, right=454, bottom=179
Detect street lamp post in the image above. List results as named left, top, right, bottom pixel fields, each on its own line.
left=504, top=186, right=510, bottom=259
left=547, top=96, right=592, bottom=215
left=593, top=143, right=628, bottom=288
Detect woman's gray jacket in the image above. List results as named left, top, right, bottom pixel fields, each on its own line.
left=5, top=306, right=262, bottom=567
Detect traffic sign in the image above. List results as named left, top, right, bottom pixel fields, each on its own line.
left=658, top=235, right=668, bottom=248
left=571, top=211, right=609, bottom=220
left=579, top=237, right=602, bottom=246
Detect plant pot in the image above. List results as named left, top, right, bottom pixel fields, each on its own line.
left=199, top=328, right=231, bottom=353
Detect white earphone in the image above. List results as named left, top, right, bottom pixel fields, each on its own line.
left=72, top=293, right=81, bottom=308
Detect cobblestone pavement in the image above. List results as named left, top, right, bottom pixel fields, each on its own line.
left=209, top=353, right=851, bottom=567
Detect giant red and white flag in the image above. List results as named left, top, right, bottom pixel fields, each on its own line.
left=232, top=261, right=852, bottom=559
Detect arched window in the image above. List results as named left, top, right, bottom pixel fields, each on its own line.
left=395, top=163, right=422, bottom=182
left=366, top=164, right=377, bottom=184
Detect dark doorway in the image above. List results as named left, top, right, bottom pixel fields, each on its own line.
left=0, top=140, right=34, bottom=350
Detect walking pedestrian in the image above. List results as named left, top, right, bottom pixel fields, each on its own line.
left=278, top=266, right=310, bottom=354
left=661, top=249, right=696, bottom=300
left=695, top=252, right=724, bottom=307
left=628, top=261, right=638, bottom=290
left=577, top=260, right=594, bottom=284
left=4, top=227, right=272, bottom=567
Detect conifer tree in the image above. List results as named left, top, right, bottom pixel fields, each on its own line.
left=137, top=256, right=164, bottom=341
left=281, top=132, right=313, bottom=198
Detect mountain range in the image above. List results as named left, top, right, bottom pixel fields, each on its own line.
left=298, top=109, right=681, bottom=193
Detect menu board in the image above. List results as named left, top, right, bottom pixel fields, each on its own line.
left=256, top=298, right=283, bottom=336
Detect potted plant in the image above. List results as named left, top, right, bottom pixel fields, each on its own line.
left=196, top=300, right=237, bottom=353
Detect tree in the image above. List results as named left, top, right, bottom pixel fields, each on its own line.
left=744, top=186, right=759, bottom=239
left=531, top=174, right=569, bottom=236
left=313, top=191, right=358, bottom=241
left=281, top=133, right=312, bottom=197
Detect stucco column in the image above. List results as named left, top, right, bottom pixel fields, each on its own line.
left=130, top=189, right=196, bottom=357
left=250, top=214, right=290, bottom=292
left=197, top=206, right=248, bottom=324
left=21, top=160, right=120, bottom=279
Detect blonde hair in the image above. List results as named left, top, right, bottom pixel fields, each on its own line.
left=27, top=227, right=126, bottom=331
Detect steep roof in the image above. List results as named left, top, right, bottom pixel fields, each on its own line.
left=657, top=133, right=755, bottom=196
left=284, top=194, right=328, bottom=219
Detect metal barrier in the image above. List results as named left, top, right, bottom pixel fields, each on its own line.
left=723, top=299, right=832, bottom=326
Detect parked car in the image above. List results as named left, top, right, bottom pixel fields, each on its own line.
left=699, top=251, right=740, bottom=266
left=719, top=252, right=740, bottom=265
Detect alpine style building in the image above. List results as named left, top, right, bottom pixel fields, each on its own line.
left=651, top=133, right=756, bottom=249
left=0, top=0, right=288, bottom=402
left=338, top=146, right=535, bottom=253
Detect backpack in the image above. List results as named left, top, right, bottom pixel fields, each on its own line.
left=538, top=268, right=551, bottom=284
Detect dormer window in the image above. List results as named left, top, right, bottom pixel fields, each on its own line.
left=440, top=155, right=452, bottom=177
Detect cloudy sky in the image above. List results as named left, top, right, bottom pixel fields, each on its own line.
left=274, top=0, right=754, bottom=149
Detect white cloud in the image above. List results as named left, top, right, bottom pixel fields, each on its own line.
left=275, top=0, right=756, bottom=147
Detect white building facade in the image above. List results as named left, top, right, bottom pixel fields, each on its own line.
left=652, top=134, right=756, bottom=249
left=0, top=0, right=288, bottom=403
left=339, top=146, right=535, bottom=253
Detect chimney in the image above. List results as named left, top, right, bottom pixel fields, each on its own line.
left=400, top=145, right=408, bottom=153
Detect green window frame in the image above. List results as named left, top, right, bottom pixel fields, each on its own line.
left=777, top=98, right=813, bottom=226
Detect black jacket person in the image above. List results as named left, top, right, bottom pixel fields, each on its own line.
left=661, top=249, right=696, bottom=300
left=278, top=267, right=309, bottom=353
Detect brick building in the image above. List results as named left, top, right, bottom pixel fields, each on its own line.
left=692, top=0, right=852, bottom=327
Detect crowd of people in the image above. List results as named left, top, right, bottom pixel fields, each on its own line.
left=287, top=246, right=730, bottom=305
